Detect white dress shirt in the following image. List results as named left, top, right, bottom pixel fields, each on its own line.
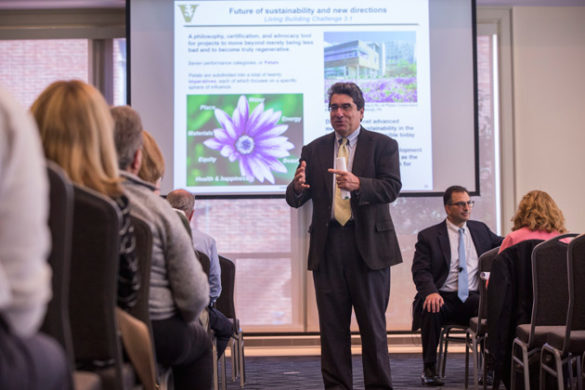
left=440, top=219, right=480, bottom=293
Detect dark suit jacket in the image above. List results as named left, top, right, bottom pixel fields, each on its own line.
left=285, top=127, right=402, bottom=271
left=411, top=219, right=502, bottom=330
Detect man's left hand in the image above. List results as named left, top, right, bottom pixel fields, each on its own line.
left=328, top=169, right=360, bottom=192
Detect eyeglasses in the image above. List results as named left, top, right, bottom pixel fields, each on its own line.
left=448, top=200, right=475, bottom=208
left=328, top=103, right=354, bottom=112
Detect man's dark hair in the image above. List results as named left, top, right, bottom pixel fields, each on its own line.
left=111, top=105, right=143, bottom=170
left=327, top=82, right=365, bottom=110
left=443, top=185, right=469, bottom=205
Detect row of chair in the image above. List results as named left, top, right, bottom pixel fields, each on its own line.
left=43, top=162, right=134, bottom=389
left=438, top=233, right=585, bottom=390
left=43, top=162, right=245, bottom=389
left=540, top=233, right=585, bottom=389
left=512, top=233, right=585, bottom=390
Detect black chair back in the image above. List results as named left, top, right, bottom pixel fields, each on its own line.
left=477, top=246, right=499, bottom=321
left=128, top=215, right=153, bottom=326
left=125, top=215, right=161, bottom=390
left=42, top=162, right=75, bottom=371
left=216, top=255, right=246, bottom=385
left=479, top=246, right=499, bottom=273
left=69, top=184, right=125, bottom=389
left=216, top=256, right=236, bottom=321
left=196, top=250, right=211, bottom=278
left=565, top=234, right=585, bottom=352
left=530, top=234, right=578, bottom=342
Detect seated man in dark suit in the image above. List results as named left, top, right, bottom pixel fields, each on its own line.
left=411, top=185, right=502, bottom=386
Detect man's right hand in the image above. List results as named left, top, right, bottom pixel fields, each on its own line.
left=423, top=293, right=444, bottom=313
left=293, top=161, right=310, bottom=194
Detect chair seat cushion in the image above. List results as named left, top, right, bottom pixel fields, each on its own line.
left=469, top=317, right=487, bottom=334
left=73, top=371, right=102, bottom=390
left=546, top=329, right=585, bottom=353
left=516, top=324, right=565, bottom=347
left=94, top=363, right=135, bottom=390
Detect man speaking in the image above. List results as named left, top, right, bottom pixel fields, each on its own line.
left=286, top=82, right=402, bottom=389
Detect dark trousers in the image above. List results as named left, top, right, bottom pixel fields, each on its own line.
left=152, top=315, right=213, bottom=390
left=313, top=221, right=393, bottom=390
left=420, top=290, right=479, bottom=365
left=208, top=306, right=233, bottom=358
left=0, top=323, right=69, bottom=390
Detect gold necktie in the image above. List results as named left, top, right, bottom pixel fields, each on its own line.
left=334, top=138, right=351, bottom=226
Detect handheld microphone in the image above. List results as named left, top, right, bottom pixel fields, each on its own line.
left=335, top=157, right=351, bottom=200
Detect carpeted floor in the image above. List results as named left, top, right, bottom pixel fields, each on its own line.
left=221, top=352, right=474, bottom=390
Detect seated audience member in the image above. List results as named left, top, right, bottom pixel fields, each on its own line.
left=167, top=189, right=234, bottom=358
left=498, top=189, right=566, bottom=253
left=411, top=185, right=502, bottom=386
left=0, top=87, right=68, bottom=389
left=138, top=130, right=165, bottom=195
left=110, top=105, right=212, bottom=390
left=31, top=80, right=140, bottom=312
left=134, top=129, right=194, bottom=236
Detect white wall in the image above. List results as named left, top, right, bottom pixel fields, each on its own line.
left=510, top=6, right=585, bottom=233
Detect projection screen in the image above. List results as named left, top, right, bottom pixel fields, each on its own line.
left=129, top=0, right=478, bottom=196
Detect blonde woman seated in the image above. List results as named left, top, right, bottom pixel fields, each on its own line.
left=498, top=190, right=567, bottom=253
left=31, top=80, right=140, bottom=312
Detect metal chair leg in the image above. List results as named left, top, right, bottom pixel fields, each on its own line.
left=522, top=345, right=531, bottom=390
left=212, top=339, right=219, bottom=390
left=575, top=356, right=583, bottom=390
left=438, top=327, right=447, bottom=378
left=464, top=331, right=470, bottom=389
left=230, top=338, right=237, bottom=381
left=469, top=330, right=480, bottom=390
left=219, top=353, right=227, bottom=390
left=555, top=351, right=565, bottom=390
left=238, top=332, right=245, bottom=387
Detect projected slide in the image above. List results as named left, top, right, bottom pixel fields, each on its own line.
left=174, top=0, right=432, bottom=195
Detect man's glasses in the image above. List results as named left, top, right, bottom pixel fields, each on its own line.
left=448, top=200, right=475, bottom=208
left=328, top=103, right=354, bottom=112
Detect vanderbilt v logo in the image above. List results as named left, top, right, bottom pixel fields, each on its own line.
left=178, top=4, right=198, bottom=23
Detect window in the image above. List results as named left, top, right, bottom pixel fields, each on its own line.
left=113, top=38, right=127, bottom=106
left=0, top=7, right=125, bottom=107
left=0, top=39, right=88, bottom=108
left=193, top=198, right=298, bottom=329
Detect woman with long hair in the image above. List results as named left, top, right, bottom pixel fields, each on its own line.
left=31, top=79, right=140, bottom=310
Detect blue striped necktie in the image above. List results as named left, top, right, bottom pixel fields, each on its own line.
left=458, top=227, right=469, bottom=302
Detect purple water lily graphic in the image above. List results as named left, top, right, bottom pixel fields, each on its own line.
left=203, top=95, right=294, bottom=184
